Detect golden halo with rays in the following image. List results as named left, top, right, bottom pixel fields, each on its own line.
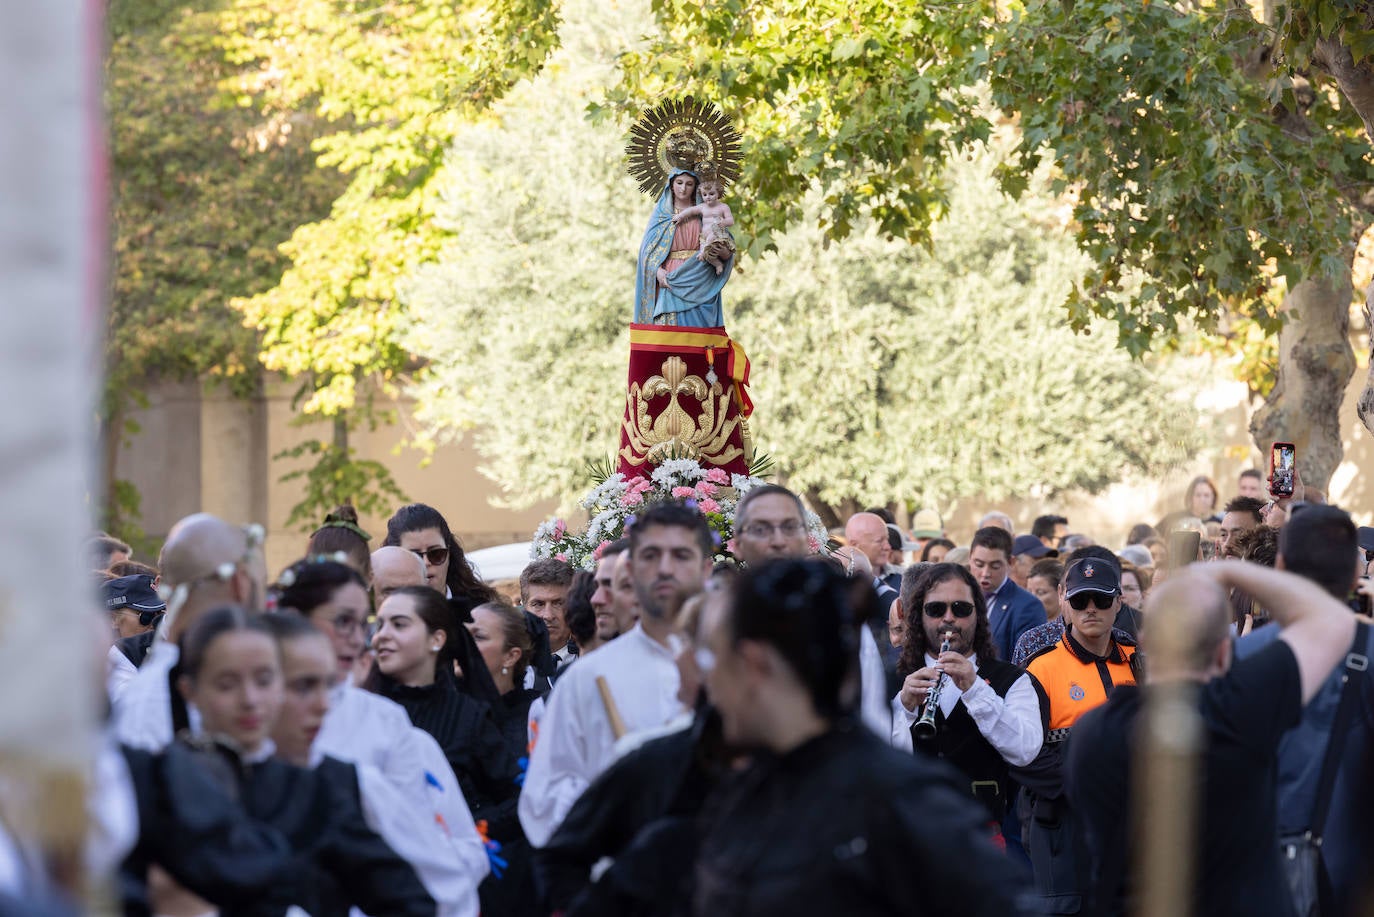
left=626, top=96, right=743, bottom=196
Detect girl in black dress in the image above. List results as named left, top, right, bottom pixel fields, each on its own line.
left=122, top=605, right=435, bottom=917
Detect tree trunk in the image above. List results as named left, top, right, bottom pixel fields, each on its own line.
left=1250, top=272, right=1355, bottom=493
left=1355, top=279, right=1374, bottom=442
left=1315, top=38, right=1374, bottom=143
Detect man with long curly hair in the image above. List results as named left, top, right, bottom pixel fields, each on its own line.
left=891, top=563, right=1046, bottom=829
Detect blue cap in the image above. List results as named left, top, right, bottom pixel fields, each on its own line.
left=102, top=574, right=165, bottom=613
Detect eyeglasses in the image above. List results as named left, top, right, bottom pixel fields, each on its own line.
left=740, top=520, right=804, bottom=539
left=410, top=546, right=450, bottom=566
left=1069, top=592, right=1115, bottom=611
left=923, top=601, right=975, bottom=619
left=329, top=613, right=365, bottom=637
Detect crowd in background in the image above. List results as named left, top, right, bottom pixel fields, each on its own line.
left=24, top=462, right=1373, bottom=916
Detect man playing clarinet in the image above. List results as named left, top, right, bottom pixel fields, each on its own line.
left=891, top=562, right=1046, bottom=834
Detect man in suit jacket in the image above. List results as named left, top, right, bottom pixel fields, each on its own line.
left=969, top=526, right=1047, bottom=662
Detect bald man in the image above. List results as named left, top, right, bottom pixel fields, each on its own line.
left=845, top=512, right=901, bottom=596
left=1067, top=562, right=1357, bottom=917
left=371, top=545, right=427, bottom=605
left=113, top=514, right=267, bottom=747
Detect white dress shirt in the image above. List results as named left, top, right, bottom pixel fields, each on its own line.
left=858, top=625, right=891, bottom=737
left=518, top=623, right=685, bottom=846
left=890, top=653, right=1043, bottom=766
left=105, top=645, right=139, bottom=703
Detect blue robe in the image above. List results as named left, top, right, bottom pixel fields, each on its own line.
left=634, top=169, right=733, bottom=326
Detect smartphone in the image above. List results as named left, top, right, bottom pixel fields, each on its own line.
left=1270, top=441, right=1296, bottom=497
left=1167, top=530, right=1201, bottom=569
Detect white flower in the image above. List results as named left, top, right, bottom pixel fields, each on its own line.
left=582, top=474, right=629, bottom=512
left=730, top=473, right=763, bottom=494
left=651, top=459, right=705, bottom=488
left=585, top=507, right=624, bottom=546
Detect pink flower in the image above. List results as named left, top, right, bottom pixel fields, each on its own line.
left=671, top=486, right=695, bottom=499
left=697, top=497, right=720, bottom=514
left=555, top=553, right=568, bottom=563
left=552, top=519, right=566, bottom=540
left=631, top=477, right=653, bottom=494
left=726, top=537, right=738, bottom=555
left=592, top=540, right=611, bottom=560
left=706, top=468, right=729, bottom=484
left=807, top=535, right=821, bottom=552
left=694, top=481, right=717, bottom=497
left=620, top=490, right=644, bottom=507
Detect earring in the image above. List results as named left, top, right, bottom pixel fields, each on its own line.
left=501, top=666, right=509, bottom=676
left=430, top=645, right=440, bottom=653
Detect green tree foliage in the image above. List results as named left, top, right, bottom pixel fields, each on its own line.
left=611, top=0, right=1367, bottom=354
left=400, top=0, right=646, bottom=507
left=402, top=3, right=1202, bottom=513
left=106, top=0, right=344, bottom=531
left=606, top=0, right=996, bottom=255
left=987, top=0, right=1369, bottom=355
left=218, top=0, right=563, bottom=417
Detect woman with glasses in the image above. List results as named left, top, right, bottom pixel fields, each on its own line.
left=384, top=503, right=497, bottom=617
left=271, top=560, right=451, bottom=836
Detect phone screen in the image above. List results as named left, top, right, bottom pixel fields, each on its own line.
left=1271, top=442, right=1296, bottom=497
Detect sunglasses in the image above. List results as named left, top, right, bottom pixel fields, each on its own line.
left=1069, top=592, right=1115, bottom=611
left=923, top=600, right=975, bottom=619
left=410, top=546, right=450, bottom=566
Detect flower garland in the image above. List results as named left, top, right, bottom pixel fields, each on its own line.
left=531, top=460, right=825, bottom=569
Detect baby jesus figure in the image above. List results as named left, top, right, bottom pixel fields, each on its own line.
left=670, top=178, right=736, bottom=275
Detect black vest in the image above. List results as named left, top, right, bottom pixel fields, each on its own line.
left=910, top=657, right=1026, bottom=819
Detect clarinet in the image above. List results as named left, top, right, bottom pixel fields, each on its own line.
left=913, top=632, right=953, bottom=740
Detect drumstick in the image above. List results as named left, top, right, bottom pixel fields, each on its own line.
left=596, top=675, right=628, bottom=740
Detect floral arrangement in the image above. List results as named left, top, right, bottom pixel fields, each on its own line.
left=531, top=459, right=825, bottom=570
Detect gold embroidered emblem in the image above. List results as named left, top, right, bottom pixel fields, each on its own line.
left=619, top=356, right=744, bottom=468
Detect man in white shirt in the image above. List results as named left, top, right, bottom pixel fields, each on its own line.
left=519, top=501, right=713, bottom=846
left=892, top=562, right=1044, bottom=828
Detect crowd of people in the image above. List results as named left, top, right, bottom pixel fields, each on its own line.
left=19, top=466, right=1374, bottom=916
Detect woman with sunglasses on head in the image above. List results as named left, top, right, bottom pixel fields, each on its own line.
left=122, top=605, right=437, bottom=917
left=890, top=564, right=1045, bottom=830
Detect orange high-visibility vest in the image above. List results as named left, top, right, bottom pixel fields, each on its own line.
left=1025, top=632, right=1136, bottom=737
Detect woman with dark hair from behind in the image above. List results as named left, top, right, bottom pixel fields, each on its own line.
left=561, top=569, right=604, bottom=655
left=694, top=558, right=1026, bottom=917
left=465, top=601, right=544, bottom=917
left=307, top=504, right=373, bottom=584
left=921, top=537, right=956, bottom=564
left=384, top=503, right=496, bottom=617
left=122, top=605, right=436, bottom=917
left=467, top=601, right=540, bottom=754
